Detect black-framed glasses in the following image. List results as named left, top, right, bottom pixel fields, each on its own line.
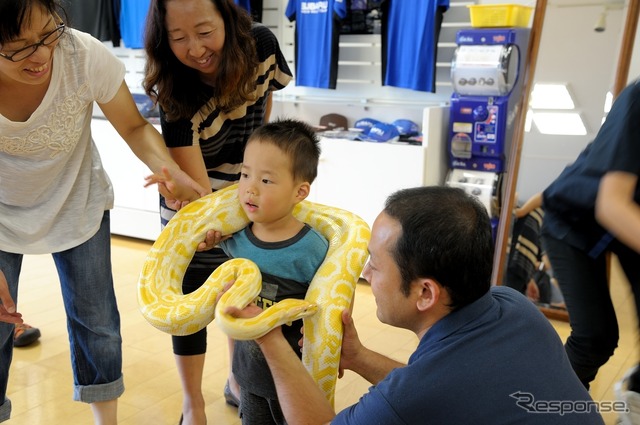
left=0, top=23, right=65, bottom=62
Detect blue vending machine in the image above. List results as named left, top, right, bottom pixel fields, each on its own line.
left=446, top=28, right=530, bottom=240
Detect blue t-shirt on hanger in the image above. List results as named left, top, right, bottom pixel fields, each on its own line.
left=235, top=0, right=251, bottom=13
left=381, top=0, right=448, bottom=92
left=285, top=0, right=348, bottom=89
left=119, top=0, right=151, bottom=49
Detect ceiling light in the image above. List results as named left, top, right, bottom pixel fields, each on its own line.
left=533, top=112, right=587, bottom=135
left=525, top=109, right=533, bottom=132
left=530, top=84, right=575, bottom=109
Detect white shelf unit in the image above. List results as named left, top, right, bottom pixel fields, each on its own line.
left=92, top=106, right=447, bottom=240
left=91, top=118, right=162, bottom=241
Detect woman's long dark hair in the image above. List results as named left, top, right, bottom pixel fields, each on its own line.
left=143, top=0, right=258, bottom=121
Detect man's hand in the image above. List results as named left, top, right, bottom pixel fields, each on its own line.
left=224, top=303, right=284, bottom=344
left=0, top=270, right=22, bottom=324
left=338, top=308, right=363, bottom=378
left=225, top=303, right=264, bottom=319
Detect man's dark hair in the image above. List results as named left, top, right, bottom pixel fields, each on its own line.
left=384, top=186, right=494, bottom=309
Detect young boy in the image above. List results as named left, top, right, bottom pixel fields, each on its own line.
left=219, top=118, right=329, bottom=424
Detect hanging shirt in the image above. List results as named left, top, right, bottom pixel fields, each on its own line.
left=67, top=0, right=121, bottom=46
left=119, top=0, right=151, bottom=49
left=285, top=0, right=348, bottom=89
left=249, top=0, right=264, bottom=22
left=235, top=0, right=264, bottom=22
left=235, top=0, right=251, bottom=13
left=381, top=0, right=448, bottom=92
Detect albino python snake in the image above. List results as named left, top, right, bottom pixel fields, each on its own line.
left=138, top=183, right=370, bottom=404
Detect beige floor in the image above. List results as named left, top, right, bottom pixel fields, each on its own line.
left=5, top=236, right=638, bottom=424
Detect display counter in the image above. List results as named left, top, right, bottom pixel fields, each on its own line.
left=91, top=106, right=448, bottom=240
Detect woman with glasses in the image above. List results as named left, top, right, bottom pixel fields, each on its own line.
left=0, top=1, right=209, bottom=424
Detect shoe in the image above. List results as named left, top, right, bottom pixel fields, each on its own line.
left=615, top=366, right=640, bottom=425
left=13, top=323, right=41, bottom=347
left=617, top=390, right=640, bottom=425
left=224, top=380, right=240, bottom=408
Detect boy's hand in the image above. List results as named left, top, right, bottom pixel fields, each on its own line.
left=197, top=230, right=231, bottom=252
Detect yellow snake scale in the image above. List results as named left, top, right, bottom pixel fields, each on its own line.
left=137, top=183, right=370, bottom=404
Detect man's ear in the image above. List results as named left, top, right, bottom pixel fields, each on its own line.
left=296, top=182, right=310, bottom=202
left=415, top=278, right=442, bottom=312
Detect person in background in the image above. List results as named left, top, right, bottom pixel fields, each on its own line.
left=0, top=0, right=207, bottom=423
left=218, top=118, right=328, bottom=425
left=505, top=193, right=565, bottom=309
left=505, top=193, right=545, bottom=299
left=143, top=1, right=292, bottom=423
left=227, top=186, right=604, bottom=425
left=540, top=79, right=640, bottom=423
left=514, top=192, right=543, bottom=219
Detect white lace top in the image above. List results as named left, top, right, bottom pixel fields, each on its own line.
left=0, top=29, right=125, bottom=254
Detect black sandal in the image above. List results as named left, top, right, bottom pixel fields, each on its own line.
left=224, top=380, right=240, bottom=407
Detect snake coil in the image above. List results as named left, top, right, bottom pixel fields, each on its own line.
left=138, top=184, right=370, bottom=404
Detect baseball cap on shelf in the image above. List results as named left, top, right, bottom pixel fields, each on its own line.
left=132, top=93, right=158, bottom=118
left=319, top=113, right=348, bottom=130
left=357, top=122, right=400, bottom=143
left=354, top=117, right=381, bottom=134
left=392, top=119, right=420, bottom=137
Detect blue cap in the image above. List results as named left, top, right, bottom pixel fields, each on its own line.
left=357, top=122, right=400, bottom=143
left=354, top=118, right=381, bottom=133
left=392, top=119, right=420, bottom=136
left=132, top=93, right=158, bottom=118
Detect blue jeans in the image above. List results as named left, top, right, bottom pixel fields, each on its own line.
left=541, top=228, right=640, bottom=389
left=240, top=388, right=286, bottom=425
left=0, top=211, right=124, bottom=422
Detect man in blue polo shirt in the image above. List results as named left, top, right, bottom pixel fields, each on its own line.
left=229, top=186, right=605, bottom=424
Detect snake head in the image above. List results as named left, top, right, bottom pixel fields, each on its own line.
left=301, top=302, right=319, bottom=315
left=281, top=299, right=318, bottom=321
left=285, top=302, right=318, bottom=326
